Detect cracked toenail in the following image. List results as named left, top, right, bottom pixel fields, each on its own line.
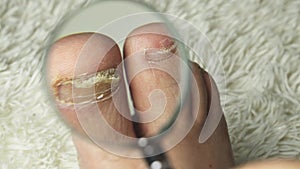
left=52, top=68, right=120, bottom=106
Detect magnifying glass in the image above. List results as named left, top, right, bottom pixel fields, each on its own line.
left=44, top=1, right=226, bottom=168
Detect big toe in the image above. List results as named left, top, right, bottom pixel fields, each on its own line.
left=47, top=32, right=135, bottom=141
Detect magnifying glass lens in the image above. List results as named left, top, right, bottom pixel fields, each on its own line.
left=45, top=0, right=225, bottom=160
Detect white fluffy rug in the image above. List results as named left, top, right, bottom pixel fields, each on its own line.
left=1, top=0, right=300, bottom=168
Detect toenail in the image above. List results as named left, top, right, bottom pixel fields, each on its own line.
left=144, top=40, right=177, bottom=63
left=52, top=68, right=120, bottom=105
left=159, top=38, right=177, bottom=53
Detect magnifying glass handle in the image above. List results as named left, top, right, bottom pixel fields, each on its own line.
left=139, top=141, right=173, bottom=169
left=144, top=152, right=173, bottom=169
left=133, top=120, right=173, bottom=168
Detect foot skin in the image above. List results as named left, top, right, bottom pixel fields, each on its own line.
left=47, top=23, right=235, bottom=169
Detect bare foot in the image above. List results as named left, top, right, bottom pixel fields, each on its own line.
left=46, top=23, right=234, bottom=169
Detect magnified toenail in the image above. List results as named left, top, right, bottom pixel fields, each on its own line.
left=144, top=39, right=177, bottom=63
left=52, top=68, right=120, bottom=105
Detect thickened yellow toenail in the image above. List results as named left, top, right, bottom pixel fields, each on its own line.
left=52, top=68, right=120, bottom=106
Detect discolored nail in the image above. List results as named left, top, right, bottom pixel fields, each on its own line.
left=159, top=38, right=177, bottom=53
left=52, top=68, right=120, bottom=106
left=144, top=39, right=177, bottom=63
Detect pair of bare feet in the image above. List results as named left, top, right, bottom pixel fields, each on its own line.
left=47, top=23, right=300, bottom=169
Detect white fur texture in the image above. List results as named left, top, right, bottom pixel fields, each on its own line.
left=1, top=0, right=300, bottom=168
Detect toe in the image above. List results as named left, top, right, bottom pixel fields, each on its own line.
left=123, top=23, right=234, bottom=168
left=123, top=23, right=183, bottom=136
left=47, top=33, right=135, bottom=140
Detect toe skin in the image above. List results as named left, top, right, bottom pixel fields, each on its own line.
left=123, top=23, right=182, bottom=136
left=47, top=33, right=135, bottom=138
left=123, top=23, right=234, bottom=169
